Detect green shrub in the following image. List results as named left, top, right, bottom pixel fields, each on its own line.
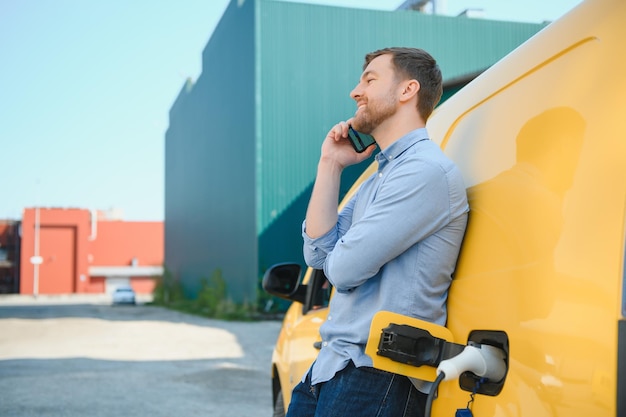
left=152, top=267, right=258, bottom=321
left=152, top=266, right=185, bottom=305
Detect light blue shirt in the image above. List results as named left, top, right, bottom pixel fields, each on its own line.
left=302, top=128, right=469, bottom=385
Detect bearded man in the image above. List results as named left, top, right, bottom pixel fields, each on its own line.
left=287, top=47, right=469, bottom=417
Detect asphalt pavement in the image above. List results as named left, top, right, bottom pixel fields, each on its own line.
left=0, top=294, right=283, bottom=417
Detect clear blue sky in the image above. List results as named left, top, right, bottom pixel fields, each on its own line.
left=0, top=0, right=582, bottom=221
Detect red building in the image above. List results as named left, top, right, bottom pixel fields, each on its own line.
left=19, top=208, right=163, bottom=295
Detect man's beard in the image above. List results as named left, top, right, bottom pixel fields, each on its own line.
left=352, top=91, right=398, bottom=135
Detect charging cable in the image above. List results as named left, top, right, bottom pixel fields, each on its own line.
left=424, top=343, right=507, bottom=417
left=425, top=371, right=445, bottom=417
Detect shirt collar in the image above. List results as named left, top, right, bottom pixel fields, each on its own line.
left=375, top=128, right=430, bottom=167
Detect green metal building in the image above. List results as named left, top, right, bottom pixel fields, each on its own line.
left=165, top=0, right=547, bottom=303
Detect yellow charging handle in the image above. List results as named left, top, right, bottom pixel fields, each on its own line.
left=365, top=310, right=456, bottom=382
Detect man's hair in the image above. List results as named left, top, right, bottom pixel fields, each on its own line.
left=364, top=47, right=443, bottom=121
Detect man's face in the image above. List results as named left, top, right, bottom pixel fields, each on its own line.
left=350, top=54, right=400, bottom=135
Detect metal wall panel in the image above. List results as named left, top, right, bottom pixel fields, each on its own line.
left=165, top=0, right=544, bottom=302
left=255, top=0, right=545, bottom=236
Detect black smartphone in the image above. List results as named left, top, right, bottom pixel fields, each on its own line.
left=347, top=126, right=376, bottom=153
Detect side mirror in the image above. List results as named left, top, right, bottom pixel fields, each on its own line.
left=262, top=263, right=307, bottom=304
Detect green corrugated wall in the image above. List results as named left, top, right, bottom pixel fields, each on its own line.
left=255, top=0, right=545, bottom=236
left=166, top=0, right=546, bottom=303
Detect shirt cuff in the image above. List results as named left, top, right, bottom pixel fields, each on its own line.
left=302, top=220, right=338, bottom=247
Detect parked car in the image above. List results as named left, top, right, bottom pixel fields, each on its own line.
left=112, top=285, right=136, bottom=305
left=263, top=0, right=626, bottom=415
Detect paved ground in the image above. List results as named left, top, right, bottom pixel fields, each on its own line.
left=0, top=295, right=283, bottom=417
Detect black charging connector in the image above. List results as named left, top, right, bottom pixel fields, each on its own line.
left=376, top=323, right=465, bottom=367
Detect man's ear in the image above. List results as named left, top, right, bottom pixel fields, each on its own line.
left=399, top=79, right=420, bottom=103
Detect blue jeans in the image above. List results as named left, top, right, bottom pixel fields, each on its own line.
left=286, top=361, right=427, bottom=417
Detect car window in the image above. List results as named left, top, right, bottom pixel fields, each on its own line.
left=304, top=269, right=332, bottom=314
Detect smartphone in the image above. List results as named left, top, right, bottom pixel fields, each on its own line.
left=347, top=126, right=376, bottom=153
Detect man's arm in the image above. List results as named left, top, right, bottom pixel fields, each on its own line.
left=305, top=159, right=342, bottom=238
left=305, top=120, right=375, bottom=238
left=324, top=160, right=454, bottom=291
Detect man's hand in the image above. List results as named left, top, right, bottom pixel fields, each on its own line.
left=305, top=119, right=376, bottom=238
left=320, top=119, right=376, bottom=169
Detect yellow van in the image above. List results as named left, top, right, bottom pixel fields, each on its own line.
left=263, top=0, right=626, bottom=415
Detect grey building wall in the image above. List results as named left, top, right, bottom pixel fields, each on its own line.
left=165, top=0, right=256, bottom=302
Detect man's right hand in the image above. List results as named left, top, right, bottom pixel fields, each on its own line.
left=305, top=120, right=376, bottom=239
left=320, top=119, right=376, bottom=170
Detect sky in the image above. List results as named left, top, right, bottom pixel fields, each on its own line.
left=0, top=0, right=583, bottom=221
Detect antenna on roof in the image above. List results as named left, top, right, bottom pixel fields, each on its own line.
left=396, top=0, right=447, bottom=15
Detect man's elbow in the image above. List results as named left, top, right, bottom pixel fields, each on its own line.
left=325, top=263, right=360, bottom=292
left=303, top=251, right=325, bottom=270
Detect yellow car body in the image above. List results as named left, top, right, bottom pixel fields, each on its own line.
left=268, top=0, right=626, bottom=415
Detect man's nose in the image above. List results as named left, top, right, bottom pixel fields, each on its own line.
left=350, top=84, right=361, bottom=100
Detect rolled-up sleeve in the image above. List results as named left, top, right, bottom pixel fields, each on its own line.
left=302, top=221, right=337, bottom=269
left=302, top=194, right=357, bottom=271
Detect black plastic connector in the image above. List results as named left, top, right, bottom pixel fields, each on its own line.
left=376, top=323, right=464, bottom=367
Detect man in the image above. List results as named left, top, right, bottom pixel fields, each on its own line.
left=288, top=47, right=469, bottom=417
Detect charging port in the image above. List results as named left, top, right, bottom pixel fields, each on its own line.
left=459, top=330, right=509, bottom=396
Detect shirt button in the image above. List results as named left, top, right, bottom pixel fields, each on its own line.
left=323, top=341, right=328, bottom=347
left=378, top=173, right=383, bottom=178
left=328, top=316, right=332, bottom=321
